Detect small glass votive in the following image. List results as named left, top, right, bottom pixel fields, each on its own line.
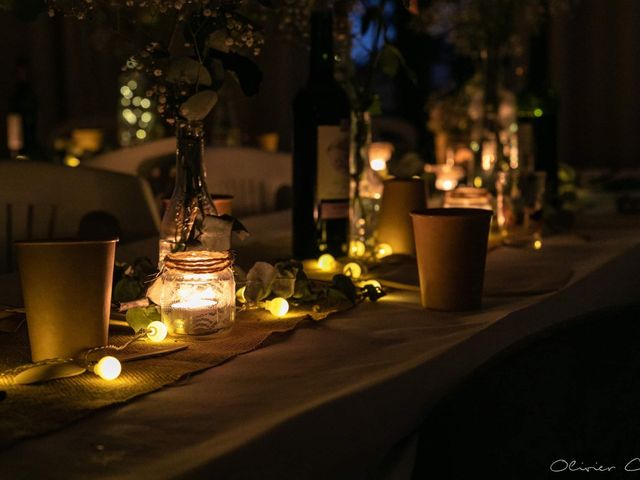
left=160, top=251, right=235, bottom=335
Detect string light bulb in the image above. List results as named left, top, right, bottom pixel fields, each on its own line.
left=374, top=243, right=393, bottom=259
left=267, top=297, right=289, bottom=317
left=93, top=356, right=122, bottom=381
left=343, top=262, right=362, bottom=280
left=146, top=321, right=168, bottom=342
left=349, top=240, right=366, bottom=258
left=317, top=254, right=336, bottom=271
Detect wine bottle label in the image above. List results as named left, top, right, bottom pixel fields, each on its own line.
left=317, top=124, right=349, bottom=205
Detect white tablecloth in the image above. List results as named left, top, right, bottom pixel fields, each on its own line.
left=1, top=215, right=639, bottom=479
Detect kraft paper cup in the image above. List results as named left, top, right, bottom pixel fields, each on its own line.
left=377, top=178, right=427, bottom=256
left=16, top=239, right=117, bottom=362
left=411, top=208, right=491, bottom=311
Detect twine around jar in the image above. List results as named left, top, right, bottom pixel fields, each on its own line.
left=163, top=250, right=234, bottom=274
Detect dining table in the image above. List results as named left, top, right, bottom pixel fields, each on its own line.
left=0, top=202, right=639, bottom=479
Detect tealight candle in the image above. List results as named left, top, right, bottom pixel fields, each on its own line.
left=160, top=251, right=235, bottom=336
left=368, top=142, right=394, bottom=172
left=168, top=298, right=219, bottom=335
left=435, top=176, right=458, bottom=191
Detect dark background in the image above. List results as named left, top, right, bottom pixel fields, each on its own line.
left=0, top=0, right=638, bottom=167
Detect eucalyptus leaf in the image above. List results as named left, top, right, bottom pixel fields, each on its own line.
left=133, top=257, right=157, bottom=280
left=125, top=306, right=161, bottom=333
left=209, top=50, right=263, bottom=96
left=331, top=274, right=357, bottom=304
left=180, top=90, right=218, bottom=121
left=271, top=278, right=296, bottom=299
left=113, top=278, right=143, bottom=303
left=292, top=269, right=313, bottom=300
left=363, top=284, right=386, bottom=302
left=245, top=262, right=276, bottom=302
left=207, top=31, right=230, bottom=53
left=166, top=56, right=212, bottom=86
left=326, top=288, right=350, bottom=306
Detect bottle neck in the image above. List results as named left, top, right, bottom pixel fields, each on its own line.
left=308, top=10, right=335, bottom=83
left=525, top=27, right=550, bottom=90
left=174, top=120, right=209, bottom=194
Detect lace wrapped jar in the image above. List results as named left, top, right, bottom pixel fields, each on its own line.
left=160, top=251, right=235, bottom=336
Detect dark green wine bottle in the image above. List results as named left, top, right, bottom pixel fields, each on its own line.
left=517, top=27, right=559, bottom=200
left=292, top=9, right=350, bottom=259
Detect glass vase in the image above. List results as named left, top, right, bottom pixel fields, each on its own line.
left=348, top=110, right=382, bottom=259
left=159, top=120, right=217, bottom=267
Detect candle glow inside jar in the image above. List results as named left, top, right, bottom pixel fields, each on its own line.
left=160, top=251, right=235, bottom=336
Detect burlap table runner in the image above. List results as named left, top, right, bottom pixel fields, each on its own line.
left=0, top=305, right=348, bottom=449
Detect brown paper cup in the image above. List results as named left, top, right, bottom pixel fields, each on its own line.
left=411, top=208, right=491, bottom=311
left=377, top=179, right=427, bottom=256
left=16, top=239, right=117, bottom=362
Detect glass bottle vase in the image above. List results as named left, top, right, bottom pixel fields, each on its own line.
left=158, top=120, right=217, bottom=267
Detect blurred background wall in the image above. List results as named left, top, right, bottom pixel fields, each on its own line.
left=0, top=0, right=638, bottom=167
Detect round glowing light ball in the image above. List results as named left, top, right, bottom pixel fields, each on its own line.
left=94, top=356, right=122, bottom=381
left=317, top=253, right=336, bottom=271
left=370, top=158, right=387, bottom=172
left=533, top=239, right=543, bottom=250
left=349, top=240, right=366, bottom=258
left=374, top=243, right=393, bottom=259
left=146, top=320, right=168, bottom=342
left=343, top=262, right=362, bottom=280
left=268, top=297, right=289, bottom=317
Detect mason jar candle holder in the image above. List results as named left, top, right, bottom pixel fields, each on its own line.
left=160, top=251, right=235, bottom=336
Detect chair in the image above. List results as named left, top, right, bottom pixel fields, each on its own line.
left=412, top=303, right=640, bottom=478
left=89, top=142, right=293, bottom=217
left=0, top=161, right=160, bottom=273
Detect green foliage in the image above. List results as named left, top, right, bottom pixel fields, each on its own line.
left=112, top=257, right=158, bottom=304
left=40, top=1, right=269, bottom=124
left=179, top=90, right=218, bottom=121
left=126, top=305, right=161, bottom=333
left=241, top=260, right=386, bottom=308
left=166, top=57, right=213, bottom=87
left=331, top=274, right=357, bottom=305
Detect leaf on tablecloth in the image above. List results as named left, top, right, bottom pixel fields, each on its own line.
left=125, top=306, right=161, bottom=333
